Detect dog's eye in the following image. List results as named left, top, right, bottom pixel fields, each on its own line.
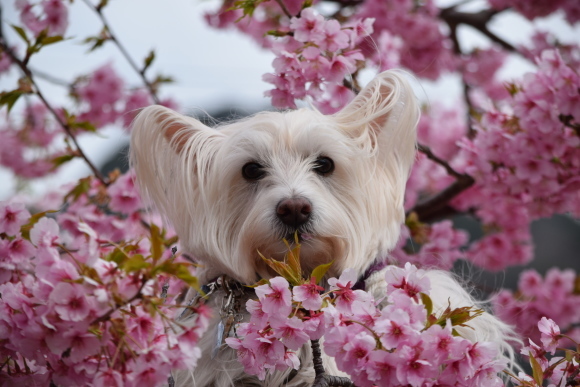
left=242, top=162, right=266, bottom=180
left=314, top=156, right=334, bottom=176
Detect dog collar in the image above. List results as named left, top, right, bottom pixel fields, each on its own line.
left=352, top=258, right=389, bottom=291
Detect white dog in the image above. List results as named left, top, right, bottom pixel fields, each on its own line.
left=130, top=70, right=517, bottom=386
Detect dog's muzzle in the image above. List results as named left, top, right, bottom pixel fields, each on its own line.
left=276, top=197, right=312, bottom=229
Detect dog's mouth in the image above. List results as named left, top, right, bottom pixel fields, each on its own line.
left=283, top=231, right=314, bottom=243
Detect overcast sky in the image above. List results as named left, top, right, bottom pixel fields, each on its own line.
left=1, top=0, right=578, bottom=200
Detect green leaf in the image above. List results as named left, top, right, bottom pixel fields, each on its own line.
left=107, top=247, right=127, bottom=265
left=143, top=50, right=155, bottom=73
left=156, top=261, right=200, bottom=291
left=311, top=261, right=333, bottom=285
left=11, top=25, right=30, bottom=44
left=259, top=252, right=302, bottom=286
left=284, top=234, right=301, bottom=276
left=52, top=153, right=77, bottom=168
left=173, top=264, right=200, bottom=290
left=149, top=224, right=163, bottom=263
left=529, top=351, right=544, bottom=386
left=64, top=176, right=92, bottom=202
left=40, top=35, right=64, bottom=46
left=153, top=75, right=174, bottom=84
left=266, top=30, right=290, bottom=37
left=420, top=292, right=433, bottom=317
left=122, top=254, right=149, bottom=272
left=0, top=90, right=24, bottom=113
left=97, top=0, right=109, bottom=11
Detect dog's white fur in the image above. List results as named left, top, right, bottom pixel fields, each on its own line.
left=130, top=70, right=518, bottom=386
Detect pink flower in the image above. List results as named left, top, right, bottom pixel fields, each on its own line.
left=314, top=19, right=349, bottom=51
left=255, top=277, right=292, bottom=317
left=108, top=171, right=142, bottom=214
left=375, top=309, right=417, bottom=349
left=395, top=345, right=434, bottom=386
left=30, top=217, right=59, bottom=248
left=384, top=263, right=430, bottom=301
left=520, top=339, right=548, bottom=369
left=0, top=201, right=30, bottom=235
left=293, top=277, right=324, bottom=310
left=271, top=316, right=310, bottom=350
left=42, top=0, right=69, bottom=36
left=290, top=8, right=325, bottom=43
left=50, top=282, right=93, bottom=322
left=366, top=350, right=398, bottom=384
left=538, top=317, right=562, bottom=354
left=328, top=269, right=373, bottom=313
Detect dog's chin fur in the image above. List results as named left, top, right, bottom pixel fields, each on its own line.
left=130, top=70, right=519, bottom=386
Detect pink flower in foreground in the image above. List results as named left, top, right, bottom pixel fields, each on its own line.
left=538, top=317, right=562, bottom=354
left=290, top=8, right=325, bottom=43
left=30, top=217, right=59, bottom=248
left=255, top=277, right=292, bottom=316
left=50, top=282, right=93, bottom=322
left=384, top=262, right=430, bottom=301
left=271, top=316, right=310, bottom=350
left=0, top=201, right=30, bottom=235
left=293, top=277, right=324, bottom=310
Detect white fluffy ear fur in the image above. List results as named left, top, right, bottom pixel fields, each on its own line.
left=334, top=70, right=419, bottom=178
left=130, top=105, right=224, bottom=258
left=331, top=71, right=420, bottom=273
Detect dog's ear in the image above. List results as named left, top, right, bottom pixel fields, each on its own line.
left=333, top=70, right=419, bottom=177
left=130, top=105, right=223, bottom=226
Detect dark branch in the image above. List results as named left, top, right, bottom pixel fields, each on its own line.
left=407, top=174, right=474, bottom=222
left=439, top=7, right=519, bottom=54
left=311, top=340, right=355, bottom=387
left=418, top=143, right=465, bottom=179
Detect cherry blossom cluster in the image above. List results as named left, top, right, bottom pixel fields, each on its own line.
left=263, top=9, right=374, bottom=112
left=390, top=220, right=469, bottom=270
left=511, top=317, right=580, bottom=387
left=16, top=0, right=69, bottom=37
left=0, top=175, right=209, bottom=385
left=74, top=64, right=174, bottom=130
left=228, top=263, right=507, bottom=386
left=0, top=103, right=61, bottom=178
left=355, top=0, right=456, bottom=80
left=488, top=0, right=580, bottom=24
left=448, top=48, right=580, bottom=271
left=491, top=268, right=580, bottom=350
left=206, top=4, right=374, bottom=112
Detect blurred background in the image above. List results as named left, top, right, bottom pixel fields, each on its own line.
left=1, top=0, right=579, bottom=291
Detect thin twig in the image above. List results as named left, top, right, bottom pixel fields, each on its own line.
left=81, top=0, right=160, bottom=104
left=0, top=39, right=109, bottom=186
left=30, top=66, right=71, bottom=87
left=417, top=143, right=466, bottom=179
left=274, top=0, right=293, bottom=18
left=89, top=277, right=148, bottom=325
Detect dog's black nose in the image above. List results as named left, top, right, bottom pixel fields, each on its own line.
left=276, top=197, right=312, bottom=228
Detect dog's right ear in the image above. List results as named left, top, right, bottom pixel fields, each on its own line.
left=130, top=105, right=223, bottom=227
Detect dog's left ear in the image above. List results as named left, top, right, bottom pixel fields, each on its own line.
left=333, top=70, right=419, bottom=178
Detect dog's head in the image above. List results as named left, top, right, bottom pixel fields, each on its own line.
left=130, top=70, right=419, bottom=284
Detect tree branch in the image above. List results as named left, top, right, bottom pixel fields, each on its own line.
left=439, top=7, right=519, bottom=54
left=81, top=0, right=160, bottom=104
left=407, top=145, right=475, bottom=222
left=417, top=143, right=465, bottom=179
left=311, top=340, right=355, bottom=387
left=408, top=174, right=474, bottom=222
left=0, top=39, right=109, bottom=186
